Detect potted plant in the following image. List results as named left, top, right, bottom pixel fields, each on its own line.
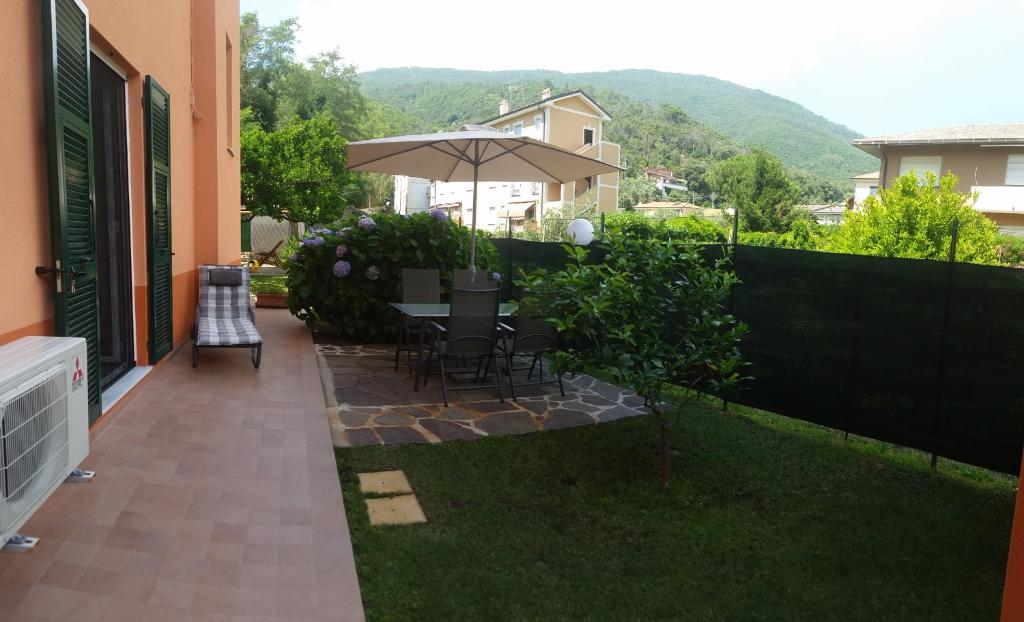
left=250, top=274, right=288, bottom=308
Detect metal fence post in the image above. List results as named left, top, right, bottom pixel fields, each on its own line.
left=930, top=217, right=960, bottom=470
left=601, top=212, right=606, bottom=238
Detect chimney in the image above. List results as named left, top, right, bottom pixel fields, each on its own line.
left=541, top=87, right=552, bottom=100
left=499, top=98, right=510, bottom=115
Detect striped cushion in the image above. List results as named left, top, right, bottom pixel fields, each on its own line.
left=195, top=265, right=262, bottom=346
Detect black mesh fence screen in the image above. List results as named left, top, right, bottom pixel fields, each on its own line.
left=494, top=239, right=1024, bottom=473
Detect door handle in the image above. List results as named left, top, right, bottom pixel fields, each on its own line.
left=66, top=266, right=81, bottom=294
left=35, top=265, right=63, bottom=294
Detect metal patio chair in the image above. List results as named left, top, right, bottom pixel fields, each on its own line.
left=394, top=268, right=440, bottom=373
left=192, top=265, right=262, bottom=368
left=414, top=285, right=514, bottom=406
left=498, top=314, right=565, bottom=396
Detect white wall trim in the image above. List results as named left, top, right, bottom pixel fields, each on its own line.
left=90, top=45, right=127, bottom=80
left=549, top=104, right=603, bottom=120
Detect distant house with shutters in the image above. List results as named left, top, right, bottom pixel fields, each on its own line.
left=1, top=0, right=240, bottom=422
left=394, top=89, right=621, bottom=231
left=853, top=124, right=1024, bottom=234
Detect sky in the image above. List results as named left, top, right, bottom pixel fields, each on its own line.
left=240, top=0, right=1024, bottom=137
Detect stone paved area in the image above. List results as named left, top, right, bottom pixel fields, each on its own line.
left=317, top=344, right=647, bottom=447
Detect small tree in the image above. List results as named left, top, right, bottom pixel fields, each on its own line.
left=519, top=237, right=748, bottom=488
left=707, top=148, right=800, bottom=233
left=241, top=111, right=362, bottom=224
left=829, top=171, right=998, bottom=263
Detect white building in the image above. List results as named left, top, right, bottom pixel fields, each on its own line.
left=393, top=89, right=621, bottom=232
left=852, top=171, right=879, bottom=207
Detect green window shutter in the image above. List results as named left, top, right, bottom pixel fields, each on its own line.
left=41, top=0, right=101, bottom=423
left=144, top=76, right=173, bottom=363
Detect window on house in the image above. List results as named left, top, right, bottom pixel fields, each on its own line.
left=534, top=114, right=542, bottom=130
left=531, top=182, right=540, bottom=195
left=225, top=35, right=234, bottom=151
left=583, top=128, right=594, bottom=145
left=898, top=156, right=941, bottom=186
left=503, top=125, right=511, bottom=134
left=869, top=185, right=878, bottom=196
left=512, top=121, right=523, bottom=136
left=511, top=183, right=521, bottom=196
left=1007, top=155, right=1024, bottom=185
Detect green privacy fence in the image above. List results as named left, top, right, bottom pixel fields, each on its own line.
left=494, top=238, right=1024, bottom=474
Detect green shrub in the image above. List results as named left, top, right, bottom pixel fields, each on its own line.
left=518, top=237, right=747, bottom=487
left=996, top=234, right=1024, bottom=268
left=286, top=212, right=499, bottom=340
left=739, top=219, right=827, bottom=250
left=662, top=215, right=728, bottom=243
left=605, top=211, right=727, bottom=243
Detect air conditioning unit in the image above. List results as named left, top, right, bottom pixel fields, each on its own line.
left=0, top=337, right=90, bottom=548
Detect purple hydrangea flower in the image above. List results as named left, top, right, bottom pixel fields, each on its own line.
left=301, top=236, right=325, bottom=247
left=429, top=208, right=448, bottom=222
left=358, top=216, right=376, bottom=232
left=335, top=244, right=348, bottom=258
left=365, top=265, right=380, bottom=281
left=338, top=226, right=352, bottom=239
left=332, top=260, right=351, bottom=278
left=492, top=272, right=502, bottom=281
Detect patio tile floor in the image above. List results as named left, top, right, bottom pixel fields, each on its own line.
left=1, top=309, right=364, bottom=622
left=317, top=344, right=648, bottom=447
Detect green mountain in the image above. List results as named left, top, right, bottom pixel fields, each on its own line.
left=359, top=67, right=879, bottom=191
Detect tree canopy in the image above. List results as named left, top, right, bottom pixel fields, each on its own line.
left=240, top=12, right=408, bottom=215
left=241, top=111, right=361, bottom=223
left=829, top=172, right=998, bottom=263
left=707, top=148, right=801, bottom=233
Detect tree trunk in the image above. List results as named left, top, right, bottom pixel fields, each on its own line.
left=657, top=411, right=671, bottom=489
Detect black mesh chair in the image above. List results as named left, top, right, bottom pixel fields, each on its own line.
left=498, top=314, right=565, bottom=396
left=415, top=286, right=514, bottom=406
left=394, top=268, right=440, bottom=373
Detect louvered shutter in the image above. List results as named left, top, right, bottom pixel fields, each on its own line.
left=144, top=76, right=173, bottom=363
left=898, top=156, right=942, bottom=185
left=41, top=0, right=101, bottom=423
left=1006, top=155, right=1024, bottom=186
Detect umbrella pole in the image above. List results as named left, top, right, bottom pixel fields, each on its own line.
left=469, top=149, right=479, bottom=274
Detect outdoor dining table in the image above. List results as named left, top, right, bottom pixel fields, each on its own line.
left=388, top=302, right=519, bottom=318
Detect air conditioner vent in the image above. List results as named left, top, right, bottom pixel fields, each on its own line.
left=0, top=365, right=70, bottom=533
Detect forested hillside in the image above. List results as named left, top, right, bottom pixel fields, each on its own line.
left=360, top=67, right=879, bottom=192
left=358, top=75, right=846, bottom=202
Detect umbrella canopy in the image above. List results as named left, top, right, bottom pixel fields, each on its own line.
left=347, top=125, right=621, bottom=268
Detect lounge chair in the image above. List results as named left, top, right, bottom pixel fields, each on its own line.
left=192, top=265, right=262, bottom=368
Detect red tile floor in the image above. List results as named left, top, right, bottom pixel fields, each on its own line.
left=0, top=310, right=364, bottom=621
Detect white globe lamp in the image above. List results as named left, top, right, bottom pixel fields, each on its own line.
left=566, top=218, right=595, bottom=246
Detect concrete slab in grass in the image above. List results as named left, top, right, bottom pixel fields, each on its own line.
left=358, top=470, right=413, bottom=495
left=366, top=494, right=427, bottom=526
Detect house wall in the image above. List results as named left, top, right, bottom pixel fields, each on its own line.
left=0, top=0, right=240, bottom=366
left=880, top=145, right=1016, bottom=191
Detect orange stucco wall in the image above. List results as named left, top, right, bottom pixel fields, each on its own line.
left=0, top=0, right=239, bottom=363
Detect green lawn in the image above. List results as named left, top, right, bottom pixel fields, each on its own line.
left=336, top=397, right=1016, bottom=621
left=249, top=273, right=287, bottom=294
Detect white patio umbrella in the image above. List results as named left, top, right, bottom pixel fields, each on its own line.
left=347, top=125, right=621, bottom=269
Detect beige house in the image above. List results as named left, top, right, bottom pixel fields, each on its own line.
left=851, top=171, right=879, bottom=206
left=395, top=89, right=620, bottom=230
left=853, top=124, right=1024, bottom=234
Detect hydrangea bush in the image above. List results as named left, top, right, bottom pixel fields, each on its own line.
left=287, top=212, right=499, bottom=340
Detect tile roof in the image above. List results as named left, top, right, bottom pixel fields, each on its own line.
left=854, top=124, right=1024, bottom=146
left=851, top=171, right=880, bottom=180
